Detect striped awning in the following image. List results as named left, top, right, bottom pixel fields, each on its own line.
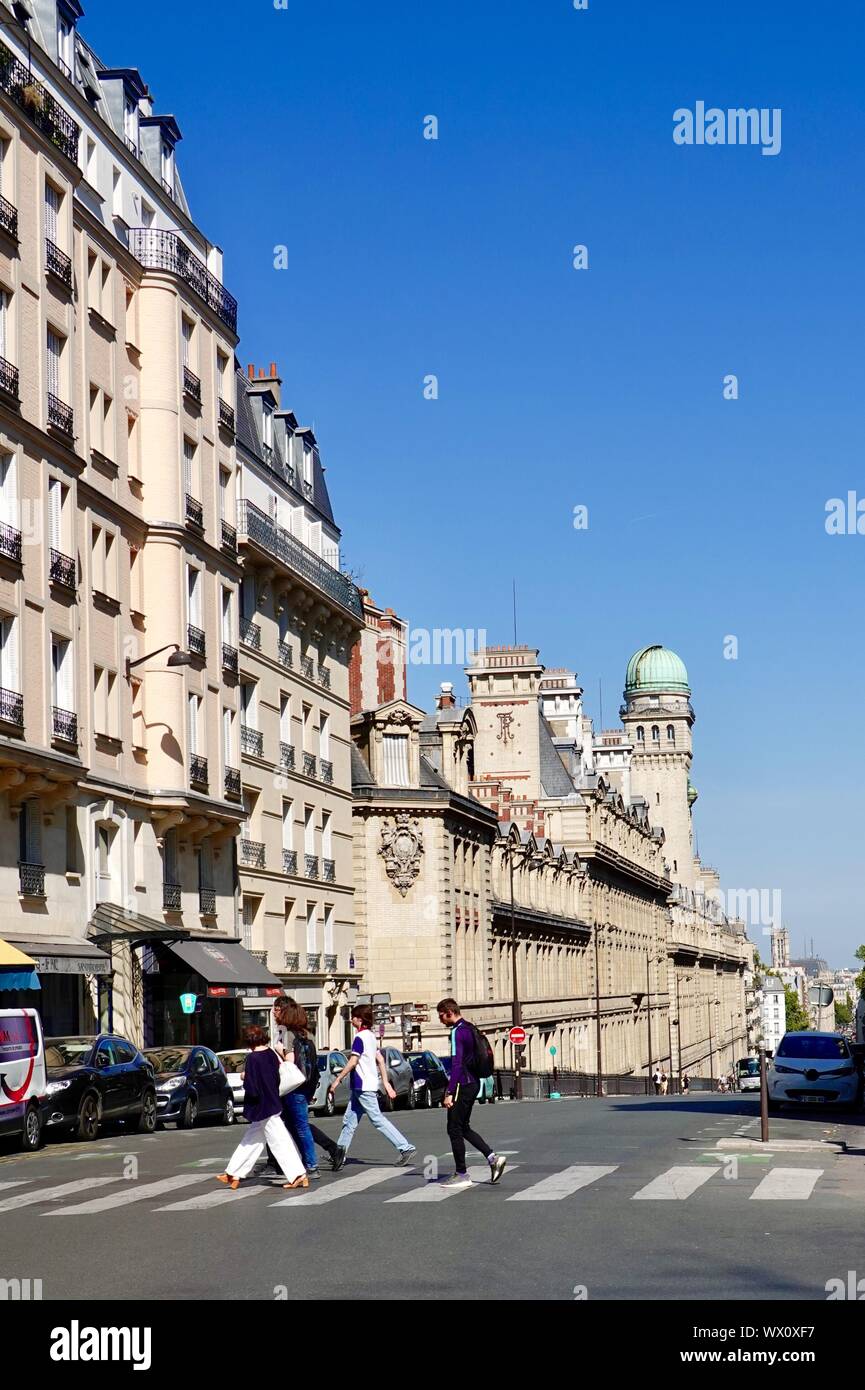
left=0, top=939, right=40, bottom=991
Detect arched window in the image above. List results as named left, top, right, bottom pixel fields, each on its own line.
left=636, top=725, right=645, bottom=743
left=666, top=724, right=675, bottom=743
left=651, top=724, right=660, bottom=742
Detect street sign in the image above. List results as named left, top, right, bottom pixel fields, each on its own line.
left=549, top=1045, right=557, bottom=1056
left=180, top=993, right=197, bottom=1015
left=509, top=1026, right=527, bottom=1045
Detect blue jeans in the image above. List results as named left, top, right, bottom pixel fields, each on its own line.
left=282, top=1092, right=317, bottom=1170
left=337, top=1091, right=413, bottom=1154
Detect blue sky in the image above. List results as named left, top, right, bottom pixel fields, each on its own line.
left=83, top=0, right=864, bottom=967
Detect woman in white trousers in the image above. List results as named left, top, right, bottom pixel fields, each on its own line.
left=217, top=1027, right=306, bottom=1191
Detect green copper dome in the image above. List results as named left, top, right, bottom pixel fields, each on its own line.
left=625, top=645, right=690, bottom=696
left=687, top=782, right=699, bottom=807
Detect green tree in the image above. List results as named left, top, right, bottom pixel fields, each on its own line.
left=784, top=984, right=810, bottom=1033
left=835, top=1000, right=852, bottom=1029
left=855, top=945, right=865, bottom=995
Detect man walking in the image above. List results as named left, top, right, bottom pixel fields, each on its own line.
left=328, top=1005, right=416, bottom=1170
left=437, top=998, right=506, bottom=1190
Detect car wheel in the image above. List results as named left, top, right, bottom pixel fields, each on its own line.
left=423, top=1086, right=433, bottom=1109
left=135, top=1089, right=157, bottom=1134
left=406, top=1085, right=417, bottom=1110
left=178, top=1095, right=198, bottom=1129
left=324, top=1090, right=336, bottom=1118
left=21, top=1102, right=44, bottom=1152
left=76, top=1093, right=100, bottom=1142
left=221, top=1097, right=235, bottom=1126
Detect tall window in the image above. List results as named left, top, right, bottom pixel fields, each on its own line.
left=322, top=810, right=332, bottom=862
left=163, top=828, right=178, bottom=892
left=183, top=438, right=197, bottom=500
left=46, top=328, right=63, bottom=401
left=57, top=14, right=73, bottom=73
left=93, top=666, right=118, bottom=737
left=221, top=586, right=233, bottom=644
left=219, top=467, right=231, bottom=521
left=280, top=693, right=291, bottom=742
left=382, top=733, right=410, bottom=786
left=187, top=693, right=201, bottom=760
left=161, top=141, right=173, bottom=194
left=0, top=452, right=17, bottom=527
left=319, top=711, right=330, bottom=761
left=666, top=724, right=675, bottom=744
left=306, top=902, right=317, bottom=954
left=0, top=286, right=9, bottom=362
left=0, top=612, right=19, bottom=693
left=181, top=317, right=193, bottom=368
left=651, top=725, right=660, bottom=742
left=222, top=706, right=233, bottom=768
left=19, top=800, right=41, bottom=870
left=123, top=98, right=137, bottom=147
left=51, top=636, right=73, bottom=713
left=44, top=182, right=61, bottom=246
left=304, top=806, right=315, bottom=856
left=241, top=574, right=256, bottom=621
left=636, top=725, right=645, bottom=743
left=187, top=565, right=201, bottom=630
left=302, top=443, right=313, bottom=487
left=240, top=681, right=257, bottom=728
left=282, top=800, right=293, bottom=850
left=48, top=476, right=68, bottom=553
left=324, top=903, right=334, bottom=957
left=262, top=402, right=273, bottom=453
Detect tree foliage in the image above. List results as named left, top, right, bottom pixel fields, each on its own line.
left=784, top=984, right=810, bottom=1033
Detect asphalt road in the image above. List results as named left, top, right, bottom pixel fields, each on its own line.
left=2, top=1093, right=864, bottom=1301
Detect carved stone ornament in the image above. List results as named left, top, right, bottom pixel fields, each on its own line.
left=379, top=812, right=424, bottom=897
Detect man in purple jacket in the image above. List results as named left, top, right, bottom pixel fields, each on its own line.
left=437, top=998, right=507, bottom=1190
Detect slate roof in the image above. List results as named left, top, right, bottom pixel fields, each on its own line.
left=350, top=744, right=376, bottom=789
left=538, top=714, right=579, bottom=798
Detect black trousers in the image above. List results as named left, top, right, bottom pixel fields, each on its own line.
left=447, top=1082, right=493, bottom=1172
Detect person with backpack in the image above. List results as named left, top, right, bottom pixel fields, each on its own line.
left=327, top=1005, right=416, bottom=1169
left=272, top=996, right=337, bottom=1178
left=436, top=998, right=506, bottom=1189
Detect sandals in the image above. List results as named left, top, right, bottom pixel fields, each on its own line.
left=216, top=1173, right=240, bottom=1190
left=282, top=1174, right=310, bottom=1190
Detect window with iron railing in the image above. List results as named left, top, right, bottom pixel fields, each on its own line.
left=237, top=500, right=363, bottom=618
left=0, top=520, right=21, bottom=563
left=187, top=623, right=206, bottom=659
left=199, top=887, right=216, bottom=916
left=0, top=356, right=18, bottom=399
left=128, top=229, right=237, bottom=334
left=284, top=951, right=300, bottom=972
left=47, top=394, right=74, bottom=437
left=0, top=687, right=23, bottom=725
left=280, top=741, right=295, bottom=771
left=0, top=194, right=17, bottom=239
left=0, top=43, right=80, bottom=163
left=49, top=547, right=75, bottom=590
left=220, top=519, right=237, bottom=556
left=185, top=494, right=203, bottom=530
left=224, top=765, right=241, bottom=798
left=324, top=954, right=338, bottom=973
left=240, top=724, right=263, bottom=758
left=305, top=854, right=319, bottom=880
left=218, top=398, right=235, bottom=432
left=303, top=752, right=317, bottom=779
left=52, top=706, right=77, bottom=744
left=46, top=238, right=72, bottom=289
left=239, top=616, right=261, bottom=650
left=222, top=643, right=238, bottom=675
left=320, top=760, right=333, bottom=785
left=240, top=838, right=265, bottom=869
left=278, top=641, right=293, bottom=669
left=163, top=882, right=181, bottom=912
left=18, top=861, right=45, bottom=897
left=183, top=365, right=201, bottom=405
left=323, top=859, right=336, bottom=883
left=190, top=753, right=208, bottom=786
left=306, top=952, right=321, bottom=973
left=282, top=848, right=297, bottom=875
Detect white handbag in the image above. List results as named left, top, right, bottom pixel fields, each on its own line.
left=272, top=1046, right=304, bottom=1097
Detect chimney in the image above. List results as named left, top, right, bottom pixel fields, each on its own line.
left=436, top=681, right=456, bottom=710
left=244, top=362, right=282, bottom=409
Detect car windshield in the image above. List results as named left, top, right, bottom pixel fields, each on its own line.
left=145, top=1048, right=192, bottom=1074
left=775, top=1035, right=849, bottom=1059
left=737, top=1059, right=760, bottom=1077
left=219, top=1053, right=246, bottom=1071
left=45, top=1038, right=95, bottom=1067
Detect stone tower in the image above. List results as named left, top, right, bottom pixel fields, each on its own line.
left=620, top=645, right=695, bottom=888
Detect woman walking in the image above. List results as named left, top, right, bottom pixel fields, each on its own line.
left=217, top=1025, right=307, bottom=1191
left=274, top=997, right=336, bottom=1178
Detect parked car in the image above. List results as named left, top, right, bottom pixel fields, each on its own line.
left=438, top=1054, right=496, bottom=1103
left=378, top=1046, right=417, bottom=1110
left=216, top=1049, right=247, bottom=1115
left=309, top=1051, right=350, bottom=1117
left=0, top=1007, right=46, bottom=1151
left=144, top=1046, right=235, bottom=1128
left=407, top=1051, right=449, bottom=1108
left=43, top=1034, right=157, bottom=1140
left=768, top=1032, right=860, bottom=1111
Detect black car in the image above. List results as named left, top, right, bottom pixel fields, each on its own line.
left=143, top=1046, right=235, bottom=1128
left=407, top=1051, right=449, bottom=1108
left=43, top=1035, right=157, bottom=1141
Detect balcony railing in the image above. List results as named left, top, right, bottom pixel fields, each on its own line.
left=0, top=194, right=17, bottom=239
left=199, top=887, right=216, bottom=916
left=224, top=765, right=241, bottom=798
left=221, top=642, right=238, bottom=675
left=237, top=500, right=362, bottom=619
left=0, top=686, right=23, bottom=725
left=305, top=854, right=319, bottom=880
left=46, top=237, right=72, bottom=288
left=320, top=759, right=334, bottom=786
left=163, top=882, right=181, bottom=912
left=0, top=521, right=21, bottom=564
left=220, top=519, right=237, bottom=556
left=190, top=753, right=208, bottom=786
left=240, top=838, right=265, bottom=869
left=278, top=641, right=293, bottom=669
left=239, top=616, right=261, bottom=650
left=162, top=177, right=174, bottom=199
left=0, top=355, right=18, bottom=399
left=218, top=398, right=235, bottom=432
left=323, top=858, right=336, bottom=883
left=185, top=493, right=203, bottom=529
left=18, top=861, right=45, bottom=897
left=284, top=952, right=300, bottom=972
left=301, top=655, right=314, bottom=680
left=282, top=848, right=297, bottom=875
left=49, top=547, right=75, bottom=590
left=306, top=953, right=321, bottom=974
left=187, top=623, right=206, bottom=659
left=52, top=706, right=77, bottom=744
left=302, top=752, right=317, bottom=779
left=324, top=954, right=338, bottom=973
left=250, top=949, right=269, bottom=966
left=124, top=134, right=139, bottom=157
left=318, top=665, right=331, bottom=690
left=183, top=365, right=202, bottom=404
left=0, top=44, right=80, bottom=163
left=280, top=741, right=295, bottom=771
left=128, top=228, right=237, bottom=334
left=240, top=724, right=263, bottom=758
left=48, top=393, right=74, bottom=437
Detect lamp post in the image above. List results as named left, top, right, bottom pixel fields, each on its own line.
left=509, top=843, right=523, bottom=1100
left=645, top=953, right=653, bottom=1095
left=125, top=643, right=193, bottom=681
left=594, top=922, right=604, bottom=1097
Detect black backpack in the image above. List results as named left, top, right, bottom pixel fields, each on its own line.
left=468, top=1024, right=494, bottom=1080
left=293, top=1035, right=319, bottom=1100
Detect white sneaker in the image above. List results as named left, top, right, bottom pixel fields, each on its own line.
left=441, top=1173, right=473, bottom=1189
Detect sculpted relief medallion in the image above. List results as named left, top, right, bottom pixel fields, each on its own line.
left=380, top=812, right=424, bottom=897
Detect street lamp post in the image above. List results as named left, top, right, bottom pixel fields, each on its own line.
left=509, top=846, right=523, bottom=1101
left=594, top=923, right=604, bottom=1097
left=645, top=952, right=653, bottom=1096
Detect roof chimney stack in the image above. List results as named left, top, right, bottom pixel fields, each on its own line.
left=436, top=682, right=456, bottom=710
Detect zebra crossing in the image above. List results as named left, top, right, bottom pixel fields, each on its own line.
left=0, top=1158, right=829, bottom=1217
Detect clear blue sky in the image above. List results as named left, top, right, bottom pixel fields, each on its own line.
left=83, top=0, right=864, bottom=968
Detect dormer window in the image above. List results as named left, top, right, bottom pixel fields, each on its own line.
left=262, top=403, right=273, bottom=453
left=57, top=15, right=74, bottom=78
left=12, top=4, right=31, bottom=33
left=161, top=142, right=173, bottom=197
left=123, top=99, right=138, bottom=155
left=382, top=733, right=410, bottom=787
left=302, top=443, right=313, bottom=485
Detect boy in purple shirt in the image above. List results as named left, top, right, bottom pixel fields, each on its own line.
left=437, top=998, right=507, bottom=1189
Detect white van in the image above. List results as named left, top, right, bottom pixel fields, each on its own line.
left=0, top=1008, right=47, bottom=1150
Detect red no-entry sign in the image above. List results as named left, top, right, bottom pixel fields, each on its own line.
left=509, top=1026, right=526, bottom=1045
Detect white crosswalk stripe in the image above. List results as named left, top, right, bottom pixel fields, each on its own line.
left=0, top=1180, right=32, bottom=1194
left=270, top=1167, right=414, bottom=1207
left=387, top=1165, right=519, bottom=1202
left=0, top=1177, right=121, bottom=1212
left=157, top=1182, right=276, bottom=1211
left=750, top=1167, right=823, bottom=1200
left=632, top=1165, right=720, bottom=1201
left=507, top=1164, right=618, bottom=1201
left=46, top=1174, right=210, bottom=1215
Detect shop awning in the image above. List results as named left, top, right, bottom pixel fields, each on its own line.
left=165, top=939, right=282, bottom=998
left=0, top=939, right=40, bottom=991
left=7, top=936, right=112, bottom=977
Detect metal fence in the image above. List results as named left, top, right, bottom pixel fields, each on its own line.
left=492, top=1069, right=721, bottom=1100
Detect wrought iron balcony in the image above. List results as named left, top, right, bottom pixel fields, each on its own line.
left=183, top=365, right=202, bottom=404
left=52, top=706, right=77, bottom=743
left=240, top=838, right=265, bottom=869
left=0, top=521, right=22, bottom=564
left=0, top=355, right=19, bottom=399
left=124, top=134, right=139, bottom=157
left=0, top=42, right=80, bottom=164
left=284, top=951, right=300, bottom=972
left=224, top=765, right=241, bottom=798
left=278, top=641, right=293, bottom=669
left=240, top=724, right=263, bottom=758
left=250, top=949, right=268, bottom=966
left=280, top=741, right=295, bottom=771
left=190, top=753, right=208, bottom=787
left=318, top=665, right=331, bottom=690
left=0, top=687, right=23, bottom=725
left=302, top=752, right=317, bottom=779
left=282, top=848, right=297, bottom=875
left=199, top=887, right=216, bottom=916
left=301, top=655, right=314, bottom=680
left=220, top=519, right=237, bottom=556
left=239, top=616, right=261, bottom=650
left=185, top=493, right=204, bottom=529
left=306, top=953, right=321, bottom=974
left=219, top=398, right=235, bottom=432
left=48, top=393, right=74, bottom=437
left=305, top=854, right=319, bottom=880
left=162, top=177, right=174, bottom=199
left=320, top=759, right=333, bottom=786
left=18, top=861, right=45, bottom=897
left=58, top=56, right=72, bottom=80
left=46, top=237, right=72, bottom=288
left=221, top=642, right=238, bottom=675
left=163, top=882, right=181, bottom=912
left=324, top=954, right=338, bottom=973
left=0, top=194, right=17, bottom=239
left=128, top=229, right=238, bottom=334
left=323, top=858, right=336, bottom=883
left=187, top=623, right=206, bottom=659
left=49, top=547, right=75, bottom=590
left=302, top=479, right=313, bottom=500
left=237, top=500, right=362, bottom=619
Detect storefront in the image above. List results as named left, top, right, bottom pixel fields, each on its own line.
left=142, top=938, right=283, bottom=1050
left=4, top=937, right=110, bottom=1035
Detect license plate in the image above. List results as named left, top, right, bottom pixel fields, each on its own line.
left=800, top=1095, right=825, bottom=1103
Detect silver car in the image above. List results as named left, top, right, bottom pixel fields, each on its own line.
left=309, top=1050, right=350, bottom=1117
left=768, top=1032, right=860, bottom=1111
